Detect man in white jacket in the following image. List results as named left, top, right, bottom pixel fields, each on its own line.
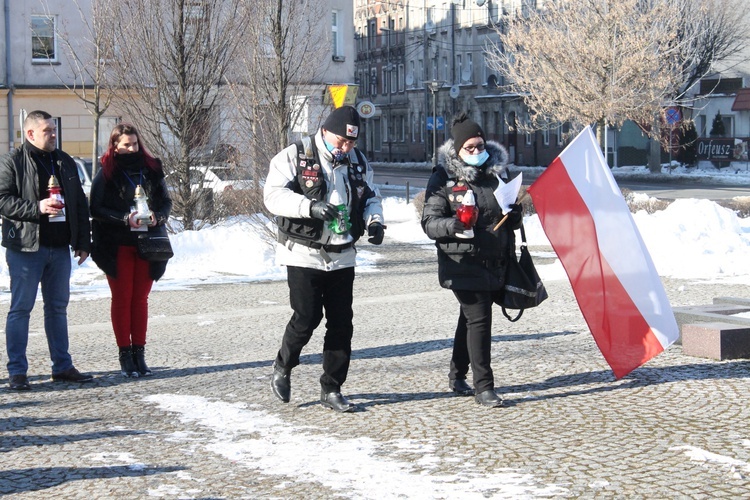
left=264, top=106, right=385, bottom=412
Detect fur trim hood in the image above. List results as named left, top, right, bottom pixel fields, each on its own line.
left=436, top=139, right=509, bottom=183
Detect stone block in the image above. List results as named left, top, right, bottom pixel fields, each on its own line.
left=681, top=322, right=750, bottom=360
left=672, top=301, right=750, bottom=345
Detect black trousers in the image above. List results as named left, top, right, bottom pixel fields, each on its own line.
left=449, top=289, right=495, bottom=394
left=275, top=265, right=355, bottom=393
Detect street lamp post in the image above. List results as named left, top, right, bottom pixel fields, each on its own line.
left=426, top=80, right=443, bottom=169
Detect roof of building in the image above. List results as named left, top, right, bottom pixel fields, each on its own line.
left=731, top=88, right=750, bottom=111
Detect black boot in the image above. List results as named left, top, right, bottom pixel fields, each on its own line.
left=475, top=389, right=504, bottom=408
left=132, top=345, right=152, bottom=376
left=119, top=347, right=139, bottom=378
left=271, top=363, right=291, bottom=403
left=449, top=378, right=474, bottom=396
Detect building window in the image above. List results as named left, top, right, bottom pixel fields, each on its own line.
left=442, top=56, right=448, bottom=82
left=697, top=115, right=707, bottom=137
left=557, top=124, right=564, bottom=145
left=373, top=118, right=382, bottom=152
left=398, top=64, right=404, bottom=92
left=31, top=15, right=57, bottom=62
left=382, top=68, right=388, bottom=95
left=723, top=115, right=734, bottom=136
left=455, top=54, right=462, bottom=85
left=400, top=116, right=406, bottom=142
left=525, top=114, right=532, bottom=145
left=543, top=127, right=550, bottom=146
left=332, top=11, right=344, bottom=60
left=465, top=53, right=473, bottom=83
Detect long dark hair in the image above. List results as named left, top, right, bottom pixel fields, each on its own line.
left=100, top=123, right=160, bottom=180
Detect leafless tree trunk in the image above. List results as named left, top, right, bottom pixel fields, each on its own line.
left=107, top=0, right=251, bottom=228
left=227, top=0, right=330, bottom=184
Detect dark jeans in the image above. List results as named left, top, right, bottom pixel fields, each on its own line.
left=450, top=289, right=495, bottom=394
left=276, top=265, right=355, bottom=393
left=5, top=246, right=74, bottom=376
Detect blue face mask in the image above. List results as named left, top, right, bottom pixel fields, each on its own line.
left=324, top=139, right=346, bottom=162
left=462, top=150, right=489, bottom=167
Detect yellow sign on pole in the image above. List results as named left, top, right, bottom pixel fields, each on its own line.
left=325, top=84, right=359, bottom=108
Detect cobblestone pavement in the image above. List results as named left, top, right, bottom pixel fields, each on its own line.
left=1, top=239, right=749, bottom=498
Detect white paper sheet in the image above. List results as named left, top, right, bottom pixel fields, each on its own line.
left=493, top=172, right=522, bottom=214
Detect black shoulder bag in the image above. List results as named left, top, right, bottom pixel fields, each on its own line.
left=495, top=224, right=548, bottom=322
left=137, top=226, right=174, bottom=262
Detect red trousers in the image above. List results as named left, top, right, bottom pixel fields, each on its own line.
left=107, top=245, right=154, bottom=347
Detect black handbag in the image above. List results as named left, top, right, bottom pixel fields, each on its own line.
left=495, top=224, right=548, bottom=322
left=136, top=230, right=174, bottom=262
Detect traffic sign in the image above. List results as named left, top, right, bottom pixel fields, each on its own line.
left=427, top=117, right=444, bottom=131
left=665, top=107, right=681, bottom=126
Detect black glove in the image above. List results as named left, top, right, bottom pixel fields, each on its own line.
left=310, top=201, right=338, bottom=222
left=449, top=218, right=466, bottom=236
left=367, top=222, right=385, bottom=245
left=506, top=203, right=523, bottom=228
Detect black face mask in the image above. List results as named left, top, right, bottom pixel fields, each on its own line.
left=114, top=151, right=143, bottom=169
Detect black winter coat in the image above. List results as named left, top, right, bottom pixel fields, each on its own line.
left=0, top=143, right=91, bottom=253
left=421, top=140, right=519, bottom=291
left=89, top=154, right=172, bottom=280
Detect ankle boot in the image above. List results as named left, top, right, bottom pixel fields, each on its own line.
left=131, top=345, right=152, bottom=376
left=119, top=347, right=139, bottom=378
left=271, top=363, right=291, bottom=403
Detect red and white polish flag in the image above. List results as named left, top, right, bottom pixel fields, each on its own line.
left=527, top=126, right=679, bottom=379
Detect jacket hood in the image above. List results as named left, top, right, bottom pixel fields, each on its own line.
left=436, top=139, right=509, bottom=182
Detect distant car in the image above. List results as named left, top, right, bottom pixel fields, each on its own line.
left=72, top=157, right=93, bottom=197
left=190, top=144, right=239, bottom=166
left=189, top=165, right=254, bottom=194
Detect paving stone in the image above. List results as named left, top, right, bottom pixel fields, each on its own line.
left=0, top=240, right=748, bottom=498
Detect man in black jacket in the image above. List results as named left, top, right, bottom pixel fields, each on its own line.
left=0, top=110, right=93, bottom=390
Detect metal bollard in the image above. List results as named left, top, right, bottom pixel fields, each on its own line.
left=406, top=181, right=410, bottom=202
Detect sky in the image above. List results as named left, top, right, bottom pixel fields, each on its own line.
left=1, top=163, right=749, bottom=496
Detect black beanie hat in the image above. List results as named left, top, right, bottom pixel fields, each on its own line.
left=451, top=113, right=484, bottom=150
left=323, top=106, right=361, bottom=140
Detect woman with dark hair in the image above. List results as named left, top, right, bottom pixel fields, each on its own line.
left=90, top=124, right=172, bottom=377
left=421, top=113, right=522, bottom=408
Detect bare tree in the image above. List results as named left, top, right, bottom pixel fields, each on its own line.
left=40, top=0, right=118, bottom=174
left=228, top=0, right=330, bottom=183
left=107, top=0, right=251, bottom=228
left=648, top=0, right=749, bottom=172
left=671, top=0, right=749, bottom=101
left=486, top=0, right=748, bottom=171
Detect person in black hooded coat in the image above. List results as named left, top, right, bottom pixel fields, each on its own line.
left=421, top=113, right=522, bottom=408
left=89, top=124, right=172, bottom=379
